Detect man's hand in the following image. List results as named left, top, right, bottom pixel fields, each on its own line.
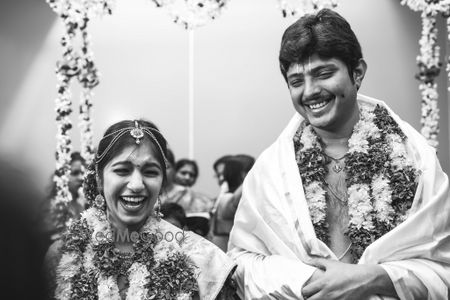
left=301, top=258, right=396, bottom=300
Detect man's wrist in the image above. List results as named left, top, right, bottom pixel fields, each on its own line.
left=364, top=265, right=397, bottom=297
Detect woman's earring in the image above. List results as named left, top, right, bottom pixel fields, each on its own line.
left=94, top=194, right=106, bottom=210
left=155, top=197, right=163, bottom=221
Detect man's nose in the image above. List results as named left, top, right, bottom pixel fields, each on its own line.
left=303, top=78, right=321, bottom=101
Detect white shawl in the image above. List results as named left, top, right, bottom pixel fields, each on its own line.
left=228, top=95, right=450, bottom=300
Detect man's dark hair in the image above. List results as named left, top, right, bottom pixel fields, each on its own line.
left=279, top=8, right=363, bottom=81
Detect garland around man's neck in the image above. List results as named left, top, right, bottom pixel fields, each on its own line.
left=294, top=102, right=419, bottom=260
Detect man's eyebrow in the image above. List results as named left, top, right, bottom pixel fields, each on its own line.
left=310, top=63, right=338, bottom=73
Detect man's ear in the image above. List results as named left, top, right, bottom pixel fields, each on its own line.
left=353, top=58, right=367, bottom=90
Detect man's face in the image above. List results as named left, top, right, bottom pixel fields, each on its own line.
left=286, top=54, right=365, bottom=134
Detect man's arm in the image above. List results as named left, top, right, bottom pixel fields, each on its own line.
left=302, top=259, right=397, bottom=299
left=229, top=247, right=316, bottom=300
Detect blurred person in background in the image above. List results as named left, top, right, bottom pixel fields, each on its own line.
left=174, top=158, right=199, bottom=187
left=161, top=150, right=213, bottom=214
left=39, top=151, right=87, bottom=248
left=210, top=155, right=254, bottom=252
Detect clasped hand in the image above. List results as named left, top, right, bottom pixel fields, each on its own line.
left=301, top=258, right=378, bottom=300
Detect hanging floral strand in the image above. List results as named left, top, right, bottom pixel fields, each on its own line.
left=400, top=0, right=450, bottom=148
left=152, top=0, right=229, bottom=30
left=78, top=18, right=99, bottom=164
left=276, top=0, right=338, bottom=18
left=47, top=0, right=114, bottom=231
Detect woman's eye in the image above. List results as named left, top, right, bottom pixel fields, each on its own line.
left=143, top=169, right=160, bottom=177
left=114, top=168, right=129, bottom=175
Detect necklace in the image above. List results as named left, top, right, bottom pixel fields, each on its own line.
left=323, top=153, right=346, bottom=173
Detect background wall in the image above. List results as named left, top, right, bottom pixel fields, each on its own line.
left=0, top=0, right=448, bottom=197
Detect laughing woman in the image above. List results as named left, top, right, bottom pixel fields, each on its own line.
left=44, top=119, right=236, bottom=300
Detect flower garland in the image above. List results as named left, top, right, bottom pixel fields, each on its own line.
left=151, top=0, right=229, bottom=30
left=47, top=0, right=114, bottom=230
left=55, top=207, right=199, bottom=299
left=400, top=0, right=450, bottom=148
left=276, top=0, right=338, bottom=18
left=78, top=26, right=99, bottom=164
left=294, top=103, right=419, bottom=260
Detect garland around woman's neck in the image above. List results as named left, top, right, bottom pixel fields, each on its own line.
left=55, top=208, right=198, bottom=299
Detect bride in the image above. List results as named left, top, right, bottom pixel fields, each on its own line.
left=45, top=119, right=236, bottom=300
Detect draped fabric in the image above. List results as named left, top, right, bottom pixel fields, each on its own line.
left=228, top=95, right=450, bottom=300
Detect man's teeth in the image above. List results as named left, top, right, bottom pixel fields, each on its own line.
left=308, top=101, right=328, bottom=109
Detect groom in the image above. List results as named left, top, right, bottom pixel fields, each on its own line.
left=228, top=8, right=450, bottom=300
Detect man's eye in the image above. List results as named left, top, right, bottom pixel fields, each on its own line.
left=317, top=71, right=332, bottom=79
left=290, top=80, right=303, bottom=87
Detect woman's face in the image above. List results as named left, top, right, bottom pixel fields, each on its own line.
left=68, top=160, right=85, bottom=196
left=174, top=164, right=197, bottom=187
left=102, top=140, right=164, bottom=231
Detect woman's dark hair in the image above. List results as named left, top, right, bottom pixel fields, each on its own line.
left=213, top=155, right=233, bottom=172
left=84, top=119, right=168, bottom=206
left=175, top=159, right=199, bottom=179
left=166, top=148, right=176, bottom=167
left=160, top=202, right=186, bottom=227
left=233, top=154, right=255, bottom=173
left=223, top=158, right=246, bottom=193
left=279, top=8, right=363, bottom=81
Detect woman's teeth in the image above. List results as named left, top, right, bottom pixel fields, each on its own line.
left=121, top=196, right=145, bottom=206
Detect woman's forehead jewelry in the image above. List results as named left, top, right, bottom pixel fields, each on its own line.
left=95, top=121, right=168, bottom=168
left=130, top=120, right=145, bottom=144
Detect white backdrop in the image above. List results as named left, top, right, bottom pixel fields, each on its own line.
left=0, top=0, right=448, bottom=197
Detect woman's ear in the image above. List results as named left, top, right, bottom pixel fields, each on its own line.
left=353, top=58, right=367, bottom=90
left=96, top=174, right=103, bottom=195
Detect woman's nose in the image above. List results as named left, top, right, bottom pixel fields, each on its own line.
left=127, top=170, right=144, bottom=191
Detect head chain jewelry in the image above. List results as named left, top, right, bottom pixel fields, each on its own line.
left=95, top=120, right=168, bottom=168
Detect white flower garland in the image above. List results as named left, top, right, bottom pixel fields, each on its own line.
left=294, top=102, right=418, bottom=259
left=47, top=0, right=114, bottom=230
left=152, top=0, right=229, bottom=30
left=276, top=0, right=338, bottom=18
left=400, top=0, right=450, bottom=148
left=55, top=208, right=197, bottom=299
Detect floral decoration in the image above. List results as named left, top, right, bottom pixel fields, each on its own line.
left=293, top=102, right=419, bottom=260
left=47, top=0, right=113, bottom=230
left=276, top=0, right=338, bottom=18
left=151, top=0, right=229, bottom=29
left=400, top=0, right=450, bottom=147
left=55, top=207, right=199, bottom=299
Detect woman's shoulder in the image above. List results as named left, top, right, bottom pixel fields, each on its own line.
left=156, top=220, right=236, bottom=300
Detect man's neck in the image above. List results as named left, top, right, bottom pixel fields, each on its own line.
left=313, top=102, right=360, bottom=156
